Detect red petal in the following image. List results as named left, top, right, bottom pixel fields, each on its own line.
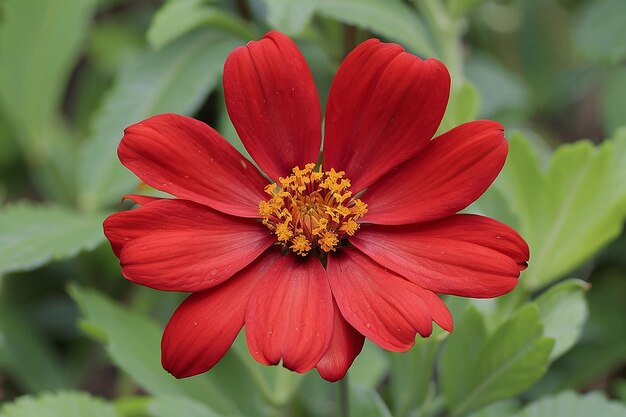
left=326, top=248, right=452, bottom=352
left=162, top=248, right=282, bottom=378
left=118, top=113, right=268, bottom=218
left=350, top=214, right=529, bottom=298
left=223, top=31, right=321, bottom=182
left=323, top=39, right=450, bottom=193
left=121, top=194, right=162, bottom=205
left=245, top=254, right=333, bottom=373
left=362, top=120, right=507, bottom=225
left=103, top=199, right=274, bottom=292
left=315, top=301, right=365, bottom=382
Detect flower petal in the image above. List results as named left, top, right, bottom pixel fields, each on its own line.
left=245, top=254, right=333, bottom=373
left=362, top=120, right=507, bottom=225
left=121, top=194, right=162, bottom=205
left=162, top=248, right=282, bottom=378
left=323, top=39, right=450, bottom=193
left=327, top=248, right=452, bottom=352
left=350, top=214, right=529, bottom=298
left=103, top=199, right=274, bottom=292
left=118, top=113, right=269, bottom=218
left=315, top=301, right=365, bottom=382
left=223, top=31, right=322, bottom=182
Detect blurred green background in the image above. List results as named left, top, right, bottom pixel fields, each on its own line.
left=0, top=0, right=625, bottom=416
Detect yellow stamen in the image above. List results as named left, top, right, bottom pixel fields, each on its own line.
left=340, top=219, right=359, bottom=236
left=291, top=235, right=312, bottom=256
left=351, top=200, right=368, bottom=219
left=258, top=163, right=368, bottom=256
left=275, top=221, right=293, bottom=242
left=319, top=231, right=339, bottom=252
left=312, top=218, right=329, bottom=236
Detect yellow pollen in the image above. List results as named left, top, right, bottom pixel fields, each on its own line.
left=291, top=235, right=312, bottom=256
left=340, top=219, right=359, bottom=236
left=312, top=218, right=329, bottom=236
left=275, top=221, right=293, bottom=242
left=258, top=163, right=368, bottom=256
left=319, top=231, right=339, bottom=252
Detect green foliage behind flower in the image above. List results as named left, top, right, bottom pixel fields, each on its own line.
left=1, top=0, right=626, bottom=416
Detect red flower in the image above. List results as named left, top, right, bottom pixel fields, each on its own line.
left=103, top=31, right=529, bottom=382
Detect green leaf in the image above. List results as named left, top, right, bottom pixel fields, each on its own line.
left=466, top=54, right=529, bottom=119
left=467, top=400, right=521, bottom=417
left=263, top=0, right=315, bottom=34
left=495, top=131, right=626, bottom=289
left=438, top=80, right=480, bottom=134
left=465, top=305, right=553, bottom=413
left=203, top=348, right=274, bottom=416
left=510, top=391, right=626, bottom=417
left=0, top=112, right=20, bottom=170
left=88, top=20, right=145, bottom=76
left=78, top=30, right=242, bottom=211
left=574, top=0, right=626, bottom=64
left=147, top=0, right=254, bottom=49
left=347, top=340, right=388, bottom=389
left=114, top=396, right=151, bottom=417
left=148, top=396, right=222, bottom=417
left=442, top=305, right=554, bottom=416
left=535, top=269, right=626, bottom=391
left=0, top=0, right=98, bottom=202
left=0, top=391, right=118, bottom=417
left=349, top=384, right=393, bottom=417
left=390, top=333, right=445, bottom=417
left=231, top=333, right=306, bottom=407
left=0, top=203, right=105, bottom=276
left=440, top=305, right=489, bottom=413
left=314, top=0, right=435, bottom=56
left=518, top=0, right=572, bottom=111
left=600, top=68, right=626, bottom=136
left=468, top=184, right=520, bottom=232
left=449, top=0, right=490, bottom=17
left=616, top=380, right=626, bottom=404
left=0, top=302, right=71, bottom=392
left=25, top=120, right=81, bottom=203
left=0, top=0, right=97, bottom=137
left=534, top=279, right=589, bottom=361
left=215, top=88, right=253, bottom=160
left=69, top=285, right=241, bottom=416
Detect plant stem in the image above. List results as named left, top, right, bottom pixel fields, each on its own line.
left=235, top=0, right=252, bottom=21
left=415, top=0, right=465, bottom=86
left=338, top=376, right=349, bottom=417
left=343, top=25, right=358, bottom=58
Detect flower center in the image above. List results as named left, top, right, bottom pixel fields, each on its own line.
left=259, top=163, right=368, bottom=256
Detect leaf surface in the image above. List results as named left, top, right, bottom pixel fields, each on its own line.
left=441, top=305, right=554, bottom=416
left=78, top=30, right=241, bottom=210
left=315, top=0, right=434, bottom=56
left=0, top=392, right=118, bottom=417
left=0, top=203, right=105, bottom=276
left=495, top=131, right=626, bottom=289
left=511, top=391, right=626, bottom=417
left=69, top=286, right=243, bottom=416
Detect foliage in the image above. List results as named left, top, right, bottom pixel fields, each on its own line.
left=1, top=0, right=625, bottom=416
left=0, top=204, right=106, bottom=276
left=0, top=392, right=119, bottom=417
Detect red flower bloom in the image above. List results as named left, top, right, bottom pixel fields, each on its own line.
left=104, top=31, right=529, bottom=382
